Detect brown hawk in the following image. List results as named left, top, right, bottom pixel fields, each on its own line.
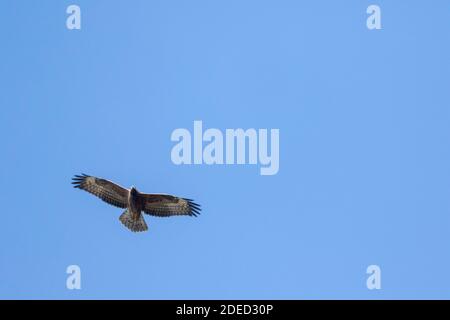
left=72, top=174, right=201, bottom=232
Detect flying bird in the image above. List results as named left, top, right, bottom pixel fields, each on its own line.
left=72, top=174, right=201, bottom=232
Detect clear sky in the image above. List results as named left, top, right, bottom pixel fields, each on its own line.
left=1, top=0, right=449, bottom=299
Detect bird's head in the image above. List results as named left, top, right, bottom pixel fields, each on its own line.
left=130, top=186, right=138, bottom=194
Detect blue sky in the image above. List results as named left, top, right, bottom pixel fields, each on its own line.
left=0, top=0, right=449, bottom=299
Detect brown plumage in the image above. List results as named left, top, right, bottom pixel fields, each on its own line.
left=72, top=174, right=201, bottom=232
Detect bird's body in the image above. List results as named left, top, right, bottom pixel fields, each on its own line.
left=128, top=187, right=143, bottom=219
left=72, top=174, right=201, bottom=232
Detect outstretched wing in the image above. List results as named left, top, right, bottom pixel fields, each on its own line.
left=139, top=194, right=201, bottom=217
left=72, top=174, right=128, bottom=208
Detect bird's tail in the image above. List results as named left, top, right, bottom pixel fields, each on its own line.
left=119, top=209, right=148, bottom=232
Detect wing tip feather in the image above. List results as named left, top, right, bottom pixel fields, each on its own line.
left=183, top=198, right=202, bottom=217
left=71, top=173, right=91, bottom=188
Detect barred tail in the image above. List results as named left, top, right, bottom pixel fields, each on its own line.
left=119, top=209, right=148, bottom=232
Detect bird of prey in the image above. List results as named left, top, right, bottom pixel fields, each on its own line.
left=72, top=174, right=201, bottom=232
